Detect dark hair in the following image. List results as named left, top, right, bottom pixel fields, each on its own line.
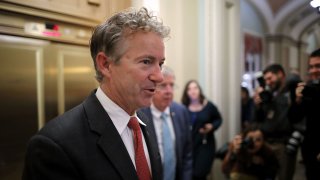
left=241, top=86, right=249, bottom=97
left=181, top=80, right=205, bottom=107
left=263, top=64, right=286, bottom=76
left=242, top=124, right=265, bottom=139
left=309, top=48, right=320, bottom=58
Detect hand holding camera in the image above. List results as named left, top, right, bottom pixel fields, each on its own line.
left=253, top=87, right=264, bottom=105
left=295, top=82, right=306, bottom=104
left=295, top=80, right=320, bottom=104
left=231, top=135, right=255, bottom=155
left=231, top=135, right=242, bottom=154
left=254, top=73, right=273, bottom=105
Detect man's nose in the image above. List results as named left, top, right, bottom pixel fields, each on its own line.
left=149, top=65, right=163, bottom=83
left=309, top=66, right=318, bottom=73
left=265, top=80, right=271, bottom=86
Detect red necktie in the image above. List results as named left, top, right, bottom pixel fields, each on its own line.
left=128, top=117, right=151, bottom=180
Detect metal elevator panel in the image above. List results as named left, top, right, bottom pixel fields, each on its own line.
left=0, top=35, right=98, bottom=180
left=57, top=45, right=97, bottom=113
left=0, top=36, right=46, bottom=179
left=0, top=3, right=99, bottom=179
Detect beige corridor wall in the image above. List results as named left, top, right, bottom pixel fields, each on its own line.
left=132, top=0, right=199, bottom=102
left=160, top=0, right=199, bottom=102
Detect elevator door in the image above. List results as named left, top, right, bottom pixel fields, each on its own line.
left=0, top=35, right=97, bottom=180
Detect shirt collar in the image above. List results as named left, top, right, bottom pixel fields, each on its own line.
left=95, top=87, right=146, bottom=135
left=150, top=103, right=170, bottom=118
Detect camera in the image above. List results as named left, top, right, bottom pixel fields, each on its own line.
left=240, top=138, right=254, bottom=150
left=286, top=131, right=304, bottom=156
left=259, top=90, right=273, bottom=103
left=302, top=81, right=320, bottom=98
left=256, top=73, right=273, bottom=103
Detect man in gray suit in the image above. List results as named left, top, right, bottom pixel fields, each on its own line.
left=140, top=66, right=192, bottom=180
left=23, top=7, right=170, bottom=180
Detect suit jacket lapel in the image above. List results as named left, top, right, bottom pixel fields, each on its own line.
left=170, top=105, right=179, bottom=136
left=137, top=111, right=163, bottom=180
left=141, top=108, right=158, bottom=143
left=83, top=91, right=138, bottom=180
left=144, top=105, right=181, bottom=179
left=170, top=104, right=182, bottom=163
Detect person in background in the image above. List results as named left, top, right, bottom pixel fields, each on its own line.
left=288, top=48, right=320, bottom=180
left=23, top=7, right=170, bottom=180
left=181, top=80, right=222, bottom=180
left=252, top=64, right=294, bottom=180
left=241, top=86, right=254, bottom=130
left=139, top=65, right=192, bottom=180
left=222, top=126, right=278, bottom=180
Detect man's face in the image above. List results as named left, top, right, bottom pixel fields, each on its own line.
left=246, top=130, right=264, bottom=153
left=308, top=57, right=320, bottom=81
left=152, top=74, right=175, bottom=111
left=263, top=72, right=283, bottom=91
left=106, top=31, right=165, bottom=114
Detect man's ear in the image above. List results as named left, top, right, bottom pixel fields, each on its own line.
left=96, top=52, right=112, bottom=78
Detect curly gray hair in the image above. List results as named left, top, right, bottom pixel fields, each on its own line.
left=90, top=7, right=170, bottom=82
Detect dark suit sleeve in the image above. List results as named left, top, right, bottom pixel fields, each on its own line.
left=288, top=101, right=306, bottom=124
left=23, top=135, right=81, bottom=180
left=181, top=106, right=193, bottom=180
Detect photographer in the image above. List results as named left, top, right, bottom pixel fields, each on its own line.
left=252, top=64, right=295, bottom=180
left=288, top=48, right=320, bottom=180
left=222, top=126, right=278, bottom=180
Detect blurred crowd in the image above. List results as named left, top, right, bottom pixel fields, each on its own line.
left=142, top=48, right=320, bottom=180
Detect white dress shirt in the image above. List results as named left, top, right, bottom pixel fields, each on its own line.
left=150, top=104, right=176, bottom=162
left=95, top=87, right=151, bottom=172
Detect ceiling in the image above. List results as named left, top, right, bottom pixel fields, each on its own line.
left=248, top=0, right=320, bottom=42
left=267, top=0, right=291, bottom=15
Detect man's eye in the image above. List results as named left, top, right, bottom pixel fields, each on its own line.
left=142, top=59, right=151, bottom=64
left=159, top=61, right=164, bottom=69
left=309, top=64, right=320, bottom=69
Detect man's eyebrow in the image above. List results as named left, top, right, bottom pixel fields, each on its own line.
left=146, top=55, right=156, bottom=60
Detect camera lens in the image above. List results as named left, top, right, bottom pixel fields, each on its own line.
left=286, top=131, right=303, bottom=155
left=241, top=138, right=254, bottom=150
left=259, top=90, right=273, bottom=103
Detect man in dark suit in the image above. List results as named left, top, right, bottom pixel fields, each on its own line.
left=22, top=7, right=170, bottom=180
left=139, top=66, right=192, bottom=180
left=288, top=48, right=320, bottom=180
